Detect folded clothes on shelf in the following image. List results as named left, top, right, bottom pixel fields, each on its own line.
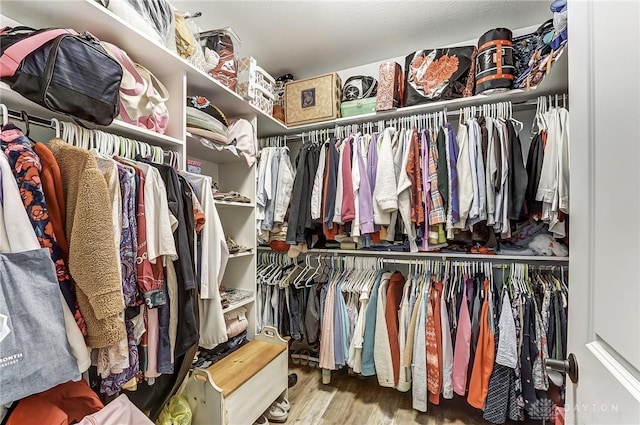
left=219, top=288, right=253, bottom=306
left=191, top=331, right=249, bottom=369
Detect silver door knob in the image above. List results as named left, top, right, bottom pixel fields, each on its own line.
left=546, top=353, right=579, bottom=384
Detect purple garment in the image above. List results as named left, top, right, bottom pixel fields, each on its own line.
left=323, top=140, right=339, bottom=229
left=367, top=133, right=378, bottom=193
left=100, top=320, right=139, bottom=396
left=100, top=165, right=140, bottom=395
left=333, top=276, right=347, bottom=367
left=446, top=123, right=460, bottom=223
left=357, top=137, right=375, bottom=234
left=367, top=133, right=379, bottom=233
left=117, top=164, right=138, bottom=307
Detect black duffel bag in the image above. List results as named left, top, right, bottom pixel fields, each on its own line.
left=0, top=26, right=123, bottom=125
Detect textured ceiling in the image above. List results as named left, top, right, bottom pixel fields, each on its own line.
left=171, top=0, right=551, bottom=79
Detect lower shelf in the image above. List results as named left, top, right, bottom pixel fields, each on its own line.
left=229, top=250, right=254, bottom=259
left=222, top=295, right=255, bottom=314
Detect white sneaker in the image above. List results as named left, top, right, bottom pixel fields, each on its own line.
left=266, top=404, right=288, bottom=423
left=253, top=414, right=268, bottom=425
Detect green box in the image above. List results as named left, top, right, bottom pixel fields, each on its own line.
left=340, top=97, right=377, bottom=118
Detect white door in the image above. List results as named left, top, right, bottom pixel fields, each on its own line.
left=567, top=0, right=640, bottom=424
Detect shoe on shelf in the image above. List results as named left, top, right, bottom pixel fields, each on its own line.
left=222, top=191, right=251, bottom=203
left=276, top=398, right=290, bottom=412
left=290, top=350, right=301, bottom=365
left=308, top=351, right=319, bottom=368
left=253, top=415, right=268, bottom=425
left=288, top=373, right=298, bottom=388
left=226, top=237, right=251, bottom=254
left=299, top=350, right=310, bottom=366
left=266, top=403, right=288, bottom=423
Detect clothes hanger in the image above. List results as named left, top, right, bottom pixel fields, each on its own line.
left=19, top=110, right=32, bottom=139
left=508, top=102, right=524, bottom=132
left=0, top=104, right=8, bottom=126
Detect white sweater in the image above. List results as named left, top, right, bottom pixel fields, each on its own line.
left=180, top=172, right=229, bottom=348
left=373, top=128, right=397, bottom=225
left=455, top=123, right=473, bottom=230
left=396, top=281, right=412, bottom=392
left=412, top=283, right=428, bottom=412
left=374, top=273, right=394, bottom=388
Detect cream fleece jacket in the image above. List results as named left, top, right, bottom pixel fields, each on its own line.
left=455, top=123, right=473, bottom=230
left=396, top=282, right=412, bottom=392
left=373, top=128, right=397, bottom=225
left=49, top=139, right=125, bottom=348
left=412, top=284, right=428, bottom=412
left=374, top=273, right=394, bottom=388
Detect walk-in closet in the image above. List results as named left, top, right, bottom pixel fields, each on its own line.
left=0, top=1, right=638, bottom=424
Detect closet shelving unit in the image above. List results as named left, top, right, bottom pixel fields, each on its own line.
left=0, top=0, right=289, bottom=341
left=258, top=43, right=569, bottom=266
left=266, top=48, right=568, bottom=137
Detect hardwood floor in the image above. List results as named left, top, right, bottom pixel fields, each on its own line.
left=285, top=365, right=540, bottom=425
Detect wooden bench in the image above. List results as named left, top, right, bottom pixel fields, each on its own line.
left=181, top=327, right=288, bottom=425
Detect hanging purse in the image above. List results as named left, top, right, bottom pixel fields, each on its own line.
left=101, top=42, right=170, bottom=134
left=342, top=75, right=377, bottom=101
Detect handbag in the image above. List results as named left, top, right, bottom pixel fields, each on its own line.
left=0, top=249, right=81, bottom=406
left=0, top=26, right=122, bottom=125
left=342, top=75, right=377, bottom=101
left=403, top=46, right=476, bottom=106
left=102, top=42, right=170, bottom=134
left=475, top=28, right=514, bottom=94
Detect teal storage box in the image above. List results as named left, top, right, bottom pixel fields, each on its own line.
left=340, top=97, right=377, bottom=118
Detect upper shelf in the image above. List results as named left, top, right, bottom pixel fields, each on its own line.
left=0, top=84, right=184, bottom=149
left=0, top=0, right=287, bottom=138
left=272, top=49, right=569, bottom=137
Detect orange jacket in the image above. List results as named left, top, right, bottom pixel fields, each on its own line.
left=7, top=380, right=103, bottom=425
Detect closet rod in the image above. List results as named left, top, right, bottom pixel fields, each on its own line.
left=2, top=105, right=59, bottom=130
left=283, top=95, right=566, bottom=141
left=333, top=257, right=564, bottom=270
left=278, top=253, right=566, bottom=272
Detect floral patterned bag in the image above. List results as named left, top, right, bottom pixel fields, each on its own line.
left=403, top=46, right=477, bottom=106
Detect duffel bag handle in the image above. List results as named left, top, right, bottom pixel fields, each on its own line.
left=0, top=28, right=77, bottom=77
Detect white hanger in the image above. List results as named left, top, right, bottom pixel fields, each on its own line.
left=509, top=102, right=524, bottom=132
left=0, top=104, right=7, bottom=126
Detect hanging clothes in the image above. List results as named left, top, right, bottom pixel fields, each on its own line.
left=180, top=172, right=228, bottom=349
left=49, top=138, right=126, bottom=348
left=467, top=277, right=495, bottom=408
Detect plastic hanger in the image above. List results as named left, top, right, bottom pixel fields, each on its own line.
left=19, top=110, right=31, bottom=138
left=0, top=104, right=8, bottom=126
left=508, top=102, right=524, bottom=132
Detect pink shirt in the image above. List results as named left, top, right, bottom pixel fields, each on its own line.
left=341, top=138, right=356, bottom=223
left=452, top=276, right=472, bottom=396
